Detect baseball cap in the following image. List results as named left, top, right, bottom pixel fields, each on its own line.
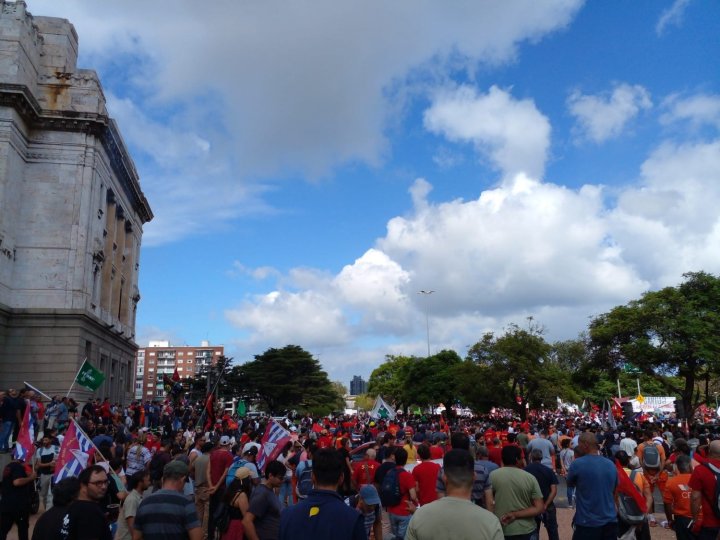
left=359, top=485, right=381, bottom=505
left=219, top=435, right=231, bottom=446
left=243, top=442, right=260, bottom=455
left=164, top=460, right=189, bottom=477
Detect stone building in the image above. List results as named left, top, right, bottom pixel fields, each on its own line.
left=0, top=2, right=152, bottom=403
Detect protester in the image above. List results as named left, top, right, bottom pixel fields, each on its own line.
left=222, top=466, right=254, bottom=540
left=524, top=448, right=559, bottom=540
left=133, top=460, right=201, bottom=540
left=566, top=432, right=618, bottom=540
left=242, top=460, right=285, bottom=540
left=0, top=453, right=36, bottom=540
left=663, top=454, right=696, bottom=538
left=30, top=477, right=80, bottom=540
left=407, top=449, right=503, bottom=540
left=115, top=470, right=150, bottom=540
left=34, top=434, right=60, bottom=511
left=67, top=465, right=112, bottom=540
left=279, top=448, right=365, bottom=539
left=689, top=439, right=720, bottom=540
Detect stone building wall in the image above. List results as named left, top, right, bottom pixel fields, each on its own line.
left=0, top=1, right=152, bottom=403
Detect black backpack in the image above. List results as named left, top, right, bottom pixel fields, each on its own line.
left=617, top=470, right=646, bottom=525
left=379, top=467, right=402, bottom=507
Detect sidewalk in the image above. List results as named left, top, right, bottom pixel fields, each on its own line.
left=546, top=507, right=677, bottom=540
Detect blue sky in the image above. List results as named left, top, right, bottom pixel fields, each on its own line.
left=30, top=0, right=720, bottom=387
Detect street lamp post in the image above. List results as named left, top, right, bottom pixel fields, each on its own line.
left=418, top=290, right=434, bottom=357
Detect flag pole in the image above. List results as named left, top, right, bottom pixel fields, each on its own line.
left=66, top=358, right=87, bottom=398
left=197, top=374, right=223, bottom=432
left=23, top=381, right=52, bottom=401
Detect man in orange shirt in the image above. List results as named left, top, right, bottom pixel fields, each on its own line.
left=663, top=455, right=696, bottom=538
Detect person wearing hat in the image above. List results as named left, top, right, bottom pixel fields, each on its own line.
left=348, top=485, right=383, bottom=540
left=206, top=435, right=234, bottom=539
left=221, top=467, right=254, bottom=540
left=133, top=459, right=201, bottom=539
left=226, top=443, right=260, bottom=488
left=279, top=448, right=365, bottom=540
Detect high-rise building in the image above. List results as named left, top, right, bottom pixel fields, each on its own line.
left=350, top=375, right=367, bottom=396
left=0, top=3, right=152, bottom=402
left=134, top=341, right=224, bottom=400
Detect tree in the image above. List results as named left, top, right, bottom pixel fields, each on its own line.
left=354, top=394, right=374, bottom=411
left=403, top=350, right=462, bottom=409
left=588, top=271, right=720, bottom=420
left=465, top=323, right=577, bottom=415
left=232, top=345, right=344, bottom=415
left=367, top=355, right=416, bottom=408
left=331, top=381, right=348, bottom=397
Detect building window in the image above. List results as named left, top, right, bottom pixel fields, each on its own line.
left=148, top=368, right=154, bottom=372
left=149, top=352, right=155, bottom=356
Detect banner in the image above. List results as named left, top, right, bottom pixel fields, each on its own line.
left=369, top=396, right=396, bottom=420
left=256, top=420, right=291, bottom=472
left=54, top=420, right=92, bottom=482
left=75, top=360, right=105, bottom=391
left=13, top=403, right=34, bottom=462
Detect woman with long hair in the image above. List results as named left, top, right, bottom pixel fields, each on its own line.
left=125, top=432, right=152, bottom=476
left=221, top=467, right=253, bottom=539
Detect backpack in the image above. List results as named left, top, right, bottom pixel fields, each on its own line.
left=617, top=470, right=646, bottom=525
left=379, top=467, right=402, bottom=507
left=226, top=458, right=249, bottom=487
left=642, top=442, right=661, bottom=469
left=703, top=463, right=720, bottom=519
left=213, top=500, right=232, bottom=534
left=296, top=460, right=313, bottom=497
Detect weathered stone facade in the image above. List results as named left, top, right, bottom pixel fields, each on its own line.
left=0, top=1, right=152, bottom=403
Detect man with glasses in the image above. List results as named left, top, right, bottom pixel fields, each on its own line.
left=67, top=465, right=112, bottom=540
left=133, top=460, right=201, bottom=540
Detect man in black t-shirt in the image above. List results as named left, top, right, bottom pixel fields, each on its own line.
left=0, top=456, right=36, bottom=540
left=524, top=448, right=559, bottom=540
left=67, top=465, right=112, bottom=540
left=31, top=477, right=80, bottom=540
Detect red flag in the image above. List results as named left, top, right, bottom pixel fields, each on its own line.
left=172, top=368, right=180, bottom=382
left=203, top=393, right=215, bottom=431
left=54, top=420, right=92, bottom=481
left=614, top=460, right=647, bottom=513
left=257, top=420, right=291, bottom=471
left=12, top=403, right=34, bottom=462
left=311, top=422, right=323, bottom=433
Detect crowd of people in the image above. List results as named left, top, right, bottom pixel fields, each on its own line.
left=1, top=388, right=720, bottom=539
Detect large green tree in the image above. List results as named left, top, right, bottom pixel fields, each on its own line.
left=230, top=345, right=343, bottom=415
left=404, top=350, right=463, bottom=410
left=367, top=355, right=416, bottom=408
left=588, top=271, right=720, bottom=420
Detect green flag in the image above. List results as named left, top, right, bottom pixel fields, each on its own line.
left=75, top=359, right=105, bottom=391
left=236, top=400, right=246, bottom=416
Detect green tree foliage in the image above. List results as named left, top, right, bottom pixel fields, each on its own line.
left=229, top=345, right=344, bottom=415
left=465, top=324, right=578, bottom=414
left=588, top=271, right=720, bottom=419
left=404, top=350, right=463, bottom=410
left=367, top=355, right=416, bottom=407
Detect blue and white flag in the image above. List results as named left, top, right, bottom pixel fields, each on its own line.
left=54, top=420, right=92, bottom=481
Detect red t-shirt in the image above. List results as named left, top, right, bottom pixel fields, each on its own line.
left=353, top=459, right=378, bottom=487
left=317, top=436, right=333, bottom=449
left=488, top=446, right=502, bottom=467
left=209, top=448, right=233, bottom=486
left=429, top=445, right=444, bottom=459
left=412, top=461, right=440, bottom=505
left=688, top=457, right=720, bottom=527
left=387, top=467, right=415, bottom=516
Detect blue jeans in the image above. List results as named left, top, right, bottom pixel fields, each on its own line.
left=389, top=513, right=411, bottom=539
left=566, top=485, right=575, bottom=506
left=278, top=479, right=294, bottom=507
left=0, top=421, right=13, bottom=452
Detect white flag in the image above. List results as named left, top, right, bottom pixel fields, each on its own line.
left=370, top=396, right=396, bottom=420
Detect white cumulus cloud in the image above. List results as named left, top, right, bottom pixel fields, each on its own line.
left=568, top=83, right=652, bottom=143
left=424, top=85, right=551, bottom=179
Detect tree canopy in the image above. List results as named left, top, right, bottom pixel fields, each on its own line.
left=227, top=345, right=344, bottom=415
left=588, top=271, right=720, bottom=419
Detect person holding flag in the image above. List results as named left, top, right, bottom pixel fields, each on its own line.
left=0, top=401, right=36, bottom=540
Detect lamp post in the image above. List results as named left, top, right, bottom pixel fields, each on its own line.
left=417, top=290, right=434, bottom=357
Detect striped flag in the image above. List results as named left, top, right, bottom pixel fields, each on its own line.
left=256, top=420, right=291, bottom=472
left=54, top=420, right=92, bottom=482
left=12, top=402, right=34, bottom=462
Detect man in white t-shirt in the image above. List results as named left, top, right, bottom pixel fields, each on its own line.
left=619, top=432, right=637, bottom=456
